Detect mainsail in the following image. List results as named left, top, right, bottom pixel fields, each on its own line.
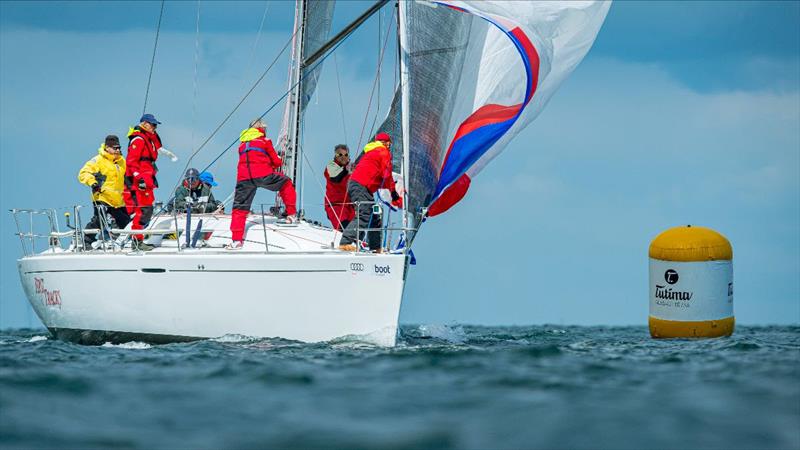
left=278, top=0, right=336, bottom=158
left=393, top=0, right=610, bottom=224
left=300, top=0, right=336, bottom=111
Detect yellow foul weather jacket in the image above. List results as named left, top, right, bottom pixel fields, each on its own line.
left=78, top=145, right=127, bottom=207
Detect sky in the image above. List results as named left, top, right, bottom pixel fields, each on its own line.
left=0, top=1, right=798, bottom=329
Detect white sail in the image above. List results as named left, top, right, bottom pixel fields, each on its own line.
left=278, top=0, right=337, bottom=155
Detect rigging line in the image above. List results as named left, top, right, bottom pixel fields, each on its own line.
left=147, top=29, right=355, bottom=233
left=190, top=0, right=201, bottom=151
left=149, top=23, right=300, bottom=228
left=299, top=139, right=344, bottom=242
left=199, top=34, right=351, bottom=175
left=142, top=0, right=165, bottom=115
left=356, top=6, right=395, bottom=154
left=243, top=1, right=271, bottom=88
left=367, top=10, right=392, bottom=143
left=332, top=53, right=349, bottom=146
left=183, top=27, right=297, bottom=170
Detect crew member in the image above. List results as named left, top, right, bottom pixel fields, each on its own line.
left=200, top=171, right=224, bottom=213
left=339, top=132, right=402, bottom=252
left=78, top=135, right=131, bottom=246
left=324, top=144, right=355, bottom=231
left=124, top=113, right=163, bottom=251
left=228, top=119, right=297, bottom=250
left=168, top=168, right=222, bottom=214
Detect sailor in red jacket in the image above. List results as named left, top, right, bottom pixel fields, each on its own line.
left=324, top=144, right=355, bottom=231
left=228, top=119, right=297, bottom=250
left=339, top=132, right=402, bottom=252
left=124, top=113, right=163, bottom=250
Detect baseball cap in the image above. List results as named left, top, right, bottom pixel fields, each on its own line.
left=140, top=113, right=162, bottom=125
left=199, top=171, right=218, bottom=187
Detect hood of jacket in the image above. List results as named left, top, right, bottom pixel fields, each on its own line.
left=98, top=144, right=124, bottom=163
left=240, top=127, right=265, bottom=143
left=363, top=141, right=387, bottom=154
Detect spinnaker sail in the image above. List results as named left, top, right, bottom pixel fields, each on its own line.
left=394, top=0, right=610, bottom=223
left=380, top=0, right=474, bottom=233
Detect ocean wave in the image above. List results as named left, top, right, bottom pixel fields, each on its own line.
left=101, top=341, right=152, bottom=349
left=27, top=335, right=48, bottom=343
left=415, top=324, right=467, bottom=344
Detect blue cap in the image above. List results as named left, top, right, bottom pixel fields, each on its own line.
left=199, top=171, right=218, bottom=186
left=140, top=113, right=161, bottom=125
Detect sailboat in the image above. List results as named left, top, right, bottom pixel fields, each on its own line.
left=12, top=0, right=610, bottom=346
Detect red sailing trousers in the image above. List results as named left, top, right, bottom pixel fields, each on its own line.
left=230, top=174, right=297, bottom=242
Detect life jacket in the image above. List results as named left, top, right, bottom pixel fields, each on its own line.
left=350, top=141, right=395, bottom=194
left=125, top=126, right=162, bottom=189
left=324, top=161, right=350, bottom=205
left=236, top=127, right=282, bottom=182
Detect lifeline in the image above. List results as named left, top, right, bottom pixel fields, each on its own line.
left=654, top=285, right=693, bottom=301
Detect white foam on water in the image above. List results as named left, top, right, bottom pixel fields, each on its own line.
left=417, top=324, right=467, bottom=343
left=27, top=336, right=48, bottom=343
left=330, top=326, right=399, bottom=348
left=101, top=341, right=152, bottom=349
left=547, top=329, right=567, bottom=335
left=211, top=334, right=260, bottom=343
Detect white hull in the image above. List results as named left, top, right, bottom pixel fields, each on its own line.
left=16, top=214, right=408, bottom=346
left=19, top=252, right=406, bottom=346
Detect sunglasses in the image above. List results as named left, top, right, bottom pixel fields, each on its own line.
left=336, top=153, right=348, bottom=157
left=109, top=146, right=121, bottom=151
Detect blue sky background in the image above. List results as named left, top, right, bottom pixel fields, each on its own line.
left=1, top=1, right=798, bottom=328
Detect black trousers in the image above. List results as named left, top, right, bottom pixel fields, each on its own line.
left=85, top=202, right=131, bottom=244
left=232, top=174, right=289, bottom=212
left=340, top=181, right=382, bottom=250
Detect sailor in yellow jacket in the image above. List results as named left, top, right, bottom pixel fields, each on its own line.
left=77, top=135, right=131, bottom=245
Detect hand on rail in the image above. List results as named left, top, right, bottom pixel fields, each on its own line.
left=91, top=183, right=101, bottom=193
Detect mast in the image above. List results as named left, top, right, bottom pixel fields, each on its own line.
left=286, top=0, right=307, bottom=199
left=398, top=0, right=411, bottom=236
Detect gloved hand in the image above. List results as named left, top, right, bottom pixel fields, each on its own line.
left=91, top=183, right=101, bottom=193
left=138, top=179, right=148, bottom=191
left=215, top=203, right=225, bottom=213
left=391, top=190, right=403, bottom=209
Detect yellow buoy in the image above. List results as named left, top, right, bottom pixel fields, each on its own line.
left=649, top=225, right=734, bottom=338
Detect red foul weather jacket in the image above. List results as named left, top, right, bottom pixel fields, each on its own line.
left=237, top=127, right=283, bottom=182
left=350, top=141, right=396, bottom=194
left=125, top=126, right=162, bottom=190
left=324, top=161, right=350, bottom=206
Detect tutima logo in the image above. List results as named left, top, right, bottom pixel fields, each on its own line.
left=664, top=269, right=679, bottom=285
left=654, top=285, right=693, bottom=301
left=374, top=265, right=391, bottom=276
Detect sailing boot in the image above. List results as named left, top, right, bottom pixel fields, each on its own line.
left=134, top=240, right=155, bottom=252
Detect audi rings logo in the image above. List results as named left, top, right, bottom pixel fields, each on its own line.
left=350, top=262, right=364, bottom=272
left=664, top=269, right=679, bottom=285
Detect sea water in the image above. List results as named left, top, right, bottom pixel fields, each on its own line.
left=1, top=325, right=798, bottom=449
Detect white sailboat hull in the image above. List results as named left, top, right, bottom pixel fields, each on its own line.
left=18, top=251, right=406, bottom=346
